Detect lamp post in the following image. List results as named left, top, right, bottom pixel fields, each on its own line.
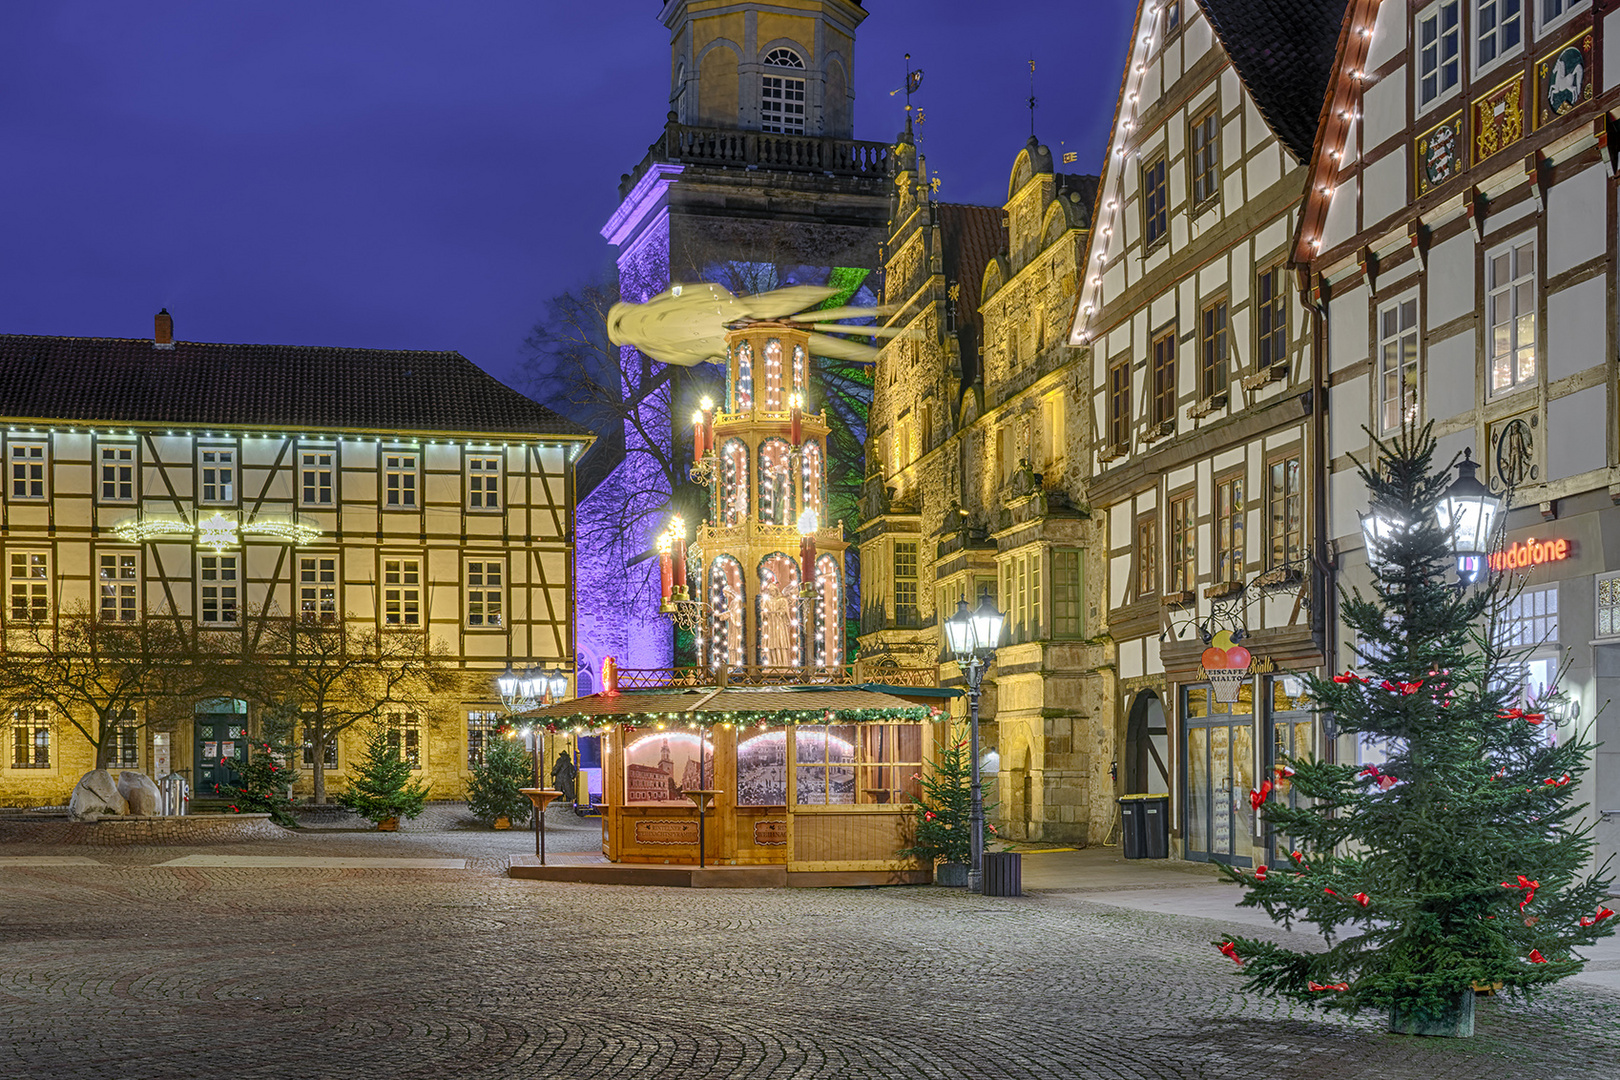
left=1436, top=448, right=1500, bottom=585
left=1363, top=447, right=1502, bottom=586
left=944, top=592, right=1006, bottom=893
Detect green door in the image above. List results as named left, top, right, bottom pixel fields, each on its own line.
left=195, top=699, right=248, bottom=800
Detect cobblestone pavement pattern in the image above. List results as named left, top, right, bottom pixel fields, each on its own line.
left=2, top=807, right=1617, bottom=1080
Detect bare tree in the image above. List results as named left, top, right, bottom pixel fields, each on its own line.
left=244, top=614, right=453, bottom=804
left=0, top=606, right=221, bottom=770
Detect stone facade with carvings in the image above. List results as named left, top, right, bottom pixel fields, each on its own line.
left=858, top=127, right=1113, bottom=844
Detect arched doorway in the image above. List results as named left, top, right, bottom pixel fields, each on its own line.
left=1124, top=690, right=1169, bottom=795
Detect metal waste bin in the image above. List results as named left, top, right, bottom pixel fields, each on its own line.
left=1119, top=793, right=1170, bottom=859
left=983, top=851, right=1022, bottom=896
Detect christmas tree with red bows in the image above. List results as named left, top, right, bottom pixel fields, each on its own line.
left=1216, top=424, right=1613, bottom=1036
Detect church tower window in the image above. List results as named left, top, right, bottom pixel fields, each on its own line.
left=761, top=48, right=807, bottom=134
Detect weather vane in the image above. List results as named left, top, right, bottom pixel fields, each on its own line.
left=890, top=52, right=924, bottom=125
left=1027, top=57, right=1038, bottom=139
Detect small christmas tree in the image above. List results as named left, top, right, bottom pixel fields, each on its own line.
left=219, top=703, right=300, bottom=827
left=1217, top=425, right=1614, bottom=1035
left=466, top=726, right=533, bottom=826
left=337, top=718, right=430, bottom=827
left=901, top=722, right=996, bottom=866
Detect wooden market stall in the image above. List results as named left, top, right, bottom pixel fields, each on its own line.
left=511, top=684, right=949, bottom=887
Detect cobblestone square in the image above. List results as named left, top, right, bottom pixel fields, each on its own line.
left=2, top=813, right=1616, bottom=1080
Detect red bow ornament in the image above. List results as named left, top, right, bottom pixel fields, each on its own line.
left=1352, top=893, right=1370, bottom=907
left=1579, top=907, right=1615, bottom=928
left=1254, top=865, right=1268, bottom=881
left=1379, top=679, right=1423, bottom=695
left=1502, top=876, right=1540, bottom=911
left=1529, top=949, right=1548, bottom=964
left=1218, top=942, right=1242, bottom=965
left=1275, top=764, right=1296, bottom=778
left=1290, top=849, right=1310, bottom=870
left=1249, top=780, right=1273, bottom=811
left=1500, top=707, right=1546, bottom=725
left=1332, top=671, right=1369, bottom=684
left=1543, top=775, right=1571, bottom=787
left=1307, top=981, right=1350, bottom=992
left=1323, top=887, right=1338, bottom=897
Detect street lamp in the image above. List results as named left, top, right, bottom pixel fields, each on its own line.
left=1436, top=448, right=1500, bottom=585
left=944, top=591, right=1005, bottom=893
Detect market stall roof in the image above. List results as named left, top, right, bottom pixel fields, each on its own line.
left=519, top=684, right=942, bottom=728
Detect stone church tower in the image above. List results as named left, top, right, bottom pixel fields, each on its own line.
left=575, top=0, right=889, bottom=693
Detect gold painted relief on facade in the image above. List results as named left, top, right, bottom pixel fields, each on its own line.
left=1415, top=110, right=1463, bottom=198
left=1471, top=73, right=1526, bottom=166
left=1536, top=31, right=1593, bottom=128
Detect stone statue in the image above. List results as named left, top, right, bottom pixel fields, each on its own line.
left=760, top=579, right=796, bottom=668
left=551, top=750, right=579, bottom=804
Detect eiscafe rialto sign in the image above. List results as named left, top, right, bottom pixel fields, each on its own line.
left=1489, top=536, right=1575, bottom=574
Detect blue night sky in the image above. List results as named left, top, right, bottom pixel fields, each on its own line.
left=0, top=2, right=1136, bottom=393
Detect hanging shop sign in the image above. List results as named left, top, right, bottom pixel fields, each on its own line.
left=1199, top=630, right=1252, bottom=704
left=1536, top=31, right=1594, bottom=128
left=1489, top=537, right=1575, bottom=573
left=1472, top=73, right=1527, bottom=166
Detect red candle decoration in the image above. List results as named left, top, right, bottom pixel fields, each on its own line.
left=798, top=508, right=817, bottom=588
left=692, top=410, right=706, bottom=462
left=701, top=397, right=714, bottom=457
left=669, top=518, right=687, bottom=596
left=789, top=392, right=802, bottom=444
left=657, top=533, right=673, bottom=605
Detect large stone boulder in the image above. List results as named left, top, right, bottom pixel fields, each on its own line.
left=68, top=769, right=128, bottom=820
left=118, top=771, right=162, bottom=816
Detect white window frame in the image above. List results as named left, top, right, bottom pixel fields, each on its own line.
left=299, top=554, right=338, bottom=625
left=198, top=554, right=240, bottom=627
left=1416, top=0, right=1463, bottom=113
left=9, top=443, right=47, bottom=501
left=98, top=444, right=136, bottom=503
left=300, top=449, right=334, bottom=507
left=465, top=558, right=504, bottom=628
left=9, top=550, right=50, bottom=623
left=1536, top=0, right=1577, bottom=36
left=383, top=557, right=421, bottom=627
left=1475, top=0, right=1525, bottom=74
left=384, top=452, right=419, bottom=509
left=1377, top=293, right=1421, bottom=433
left=1598, top=570, right=1620, bottom=640
left=98, top=551, right=139, bottom=623
left=760, top=48, right=807, bottom=134
left=1487, top=235, right=1537, bottom=396
left=467, top=454, right=502, bottom=511
left=198, top=447, right=236, bottom=505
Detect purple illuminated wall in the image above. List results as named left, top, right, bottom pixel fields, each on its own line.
left=575, top=191, right=677, bottom=691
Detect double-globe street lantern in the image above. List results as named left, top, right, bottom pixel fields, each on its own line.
left=1362, top=447, right=1502, bottom=585
left=944, top=592, right=1006, bottom=894
left=496, top=666, right=570, bottom=857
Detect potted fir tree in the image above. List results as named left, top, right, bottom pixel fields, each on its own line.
left=901, top=722, right=996, bottom=886
left=1217, top=425, right=1615, bottom=1037
left=467, top=726, right=532, bottom=829
left=337, top=718, right=430, bottom=830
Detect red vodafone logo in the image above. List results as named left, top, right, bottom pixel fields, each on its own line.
left=1488, top=537, right=1572, bottom=573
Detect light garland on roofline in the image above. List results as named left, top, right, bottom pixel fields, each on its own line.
left=523, top=705, right=935, bottom=735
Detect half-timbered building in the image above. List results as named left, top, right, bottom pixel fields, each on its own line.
left=0, top=313, right=591, bottom=807
left=1296, top=0, right=1619, bottom=871
left=1068, top=0, right=1348, bottom=866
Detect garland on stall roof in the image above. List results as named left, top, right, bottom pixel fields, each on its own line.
left=527, top=705, right=936, bottom=736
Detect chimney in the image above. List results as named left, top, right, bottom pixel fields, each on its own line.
left=154, top=308, right=174, bottom=350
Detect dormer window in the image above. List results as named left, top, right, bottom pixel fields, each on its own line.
left=761, top=48, right=806, bottom=134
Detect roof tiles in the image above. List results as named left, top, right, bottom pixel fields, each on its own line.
left=0, top=334, right=591, bottom=437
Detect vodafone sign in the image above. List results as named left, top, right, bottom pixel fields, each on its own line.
left=1488, top=537, right=1573, bottom=573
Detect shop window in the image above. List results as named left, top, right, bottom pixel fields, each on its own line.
left=794, top=723, right=923, bottom=805
left=1598, top=571, right=1620, bottom=639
